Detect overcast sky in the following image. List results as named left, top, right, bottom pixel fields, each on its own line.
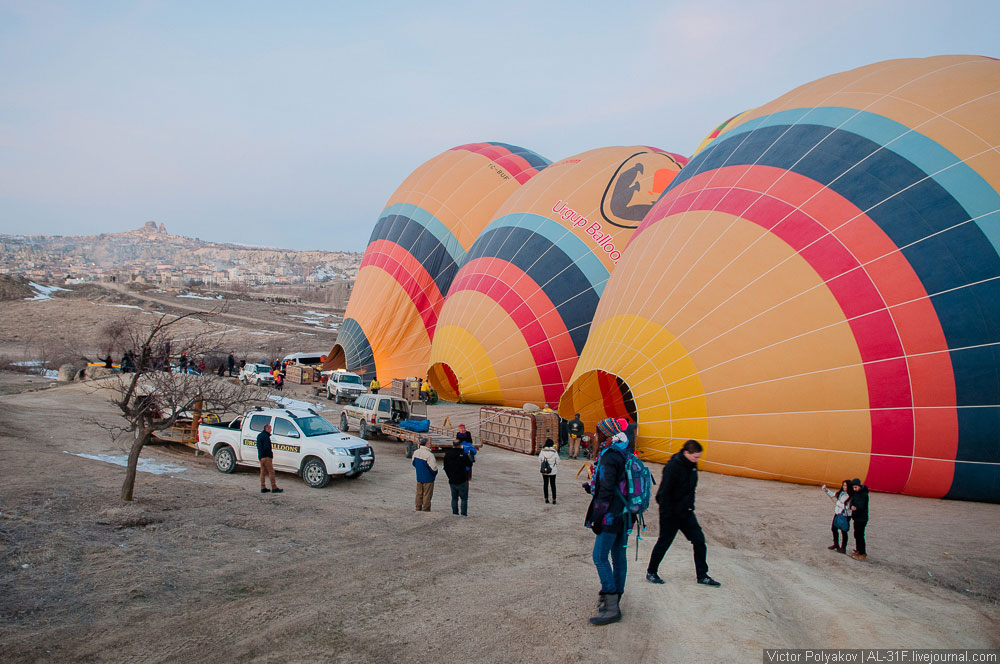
left=1, top=0, right=998, bottom=251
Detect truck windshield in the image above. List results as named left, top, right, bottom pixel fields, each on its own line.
left=340, top=375, right=362, bottom=384
left=256, top=366, right=270, bottom=373
left=297, top=416, right=339, bottom=437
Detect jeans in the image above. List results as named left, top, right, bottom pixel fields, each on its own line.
left=543, top=474, right=556, bottom=501
left=593, top=529, right=627, bottom=594
left=450, top=481, right=468, bottom=515
left=647, top=509, right=708, bottom=580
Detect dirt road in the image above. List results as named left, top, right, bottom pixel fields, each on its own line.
left=91, top=282, right=335, bottom=335
left=1, top=378, right=997, bottom=663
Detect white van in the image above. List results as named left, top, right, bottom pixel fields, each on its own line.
left=282, top=352, right=326, bottom=366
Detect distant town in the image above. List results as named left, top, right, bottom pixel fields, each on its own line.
left=0, top=221, right=363, bottom=290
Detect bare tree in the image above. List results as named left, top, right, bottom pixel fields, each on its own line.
left=100, top=310, right=266, bottom=501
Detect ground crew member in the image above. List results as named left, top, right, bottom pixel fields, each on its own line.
left=412, top=437, right=438, bottom=511
left=568, top=413, right=584, bottom=459
left=370, top=378, right=381, bottom=394
left=257, top=424, right=283, bottom=495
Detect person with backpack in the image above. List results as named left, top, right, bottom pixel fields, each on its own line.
left=539, top=438, right=559, bottom=504
left=584, top=424, right=633, bottom=625
left=821, top=480, right=853, bottom=553
left=645, top=439, right=721, bottom=587
left=455, top=424, right=476, bottom=480
left=443, top=440, right=472, bottom=516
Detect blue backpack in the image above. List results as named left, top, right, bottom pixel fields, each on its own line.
left=585, top=445, right=655, bottom=549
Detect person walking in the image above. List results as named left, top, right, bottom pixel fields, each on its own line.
left=420, top=379, right=431, bottom=402
left=567, top=413, right=584, bottom=459
left=370, top=377, right=381, bottom=394
left=412, top=437, right=438, bottom=511
left=256, top=424, right=282, bottom=494
left=227, top=351, right=236, bottom=377
left=822, top=480, right=852, bottom=553
left=645, top=439, right=720, bottom=587
left=539, top=438, right=559, bottom=504
left=443, top=440, right=472, bottom=516
left=586, top=431, right=631, bottom=625
left=849, top=478, right=870, bottom=561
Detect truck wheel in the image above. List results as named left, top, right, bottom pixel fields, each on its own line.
left=302, top=458, right=330, bottom=488
left=405, top=441, right=416, bottom=458
left=359, top=420, right=370, bottom=440
left=214, top=446, right=237, bottom=474
left=325, top=389, right=332, bottom=400
left=339, top=412, right=349, bottom=432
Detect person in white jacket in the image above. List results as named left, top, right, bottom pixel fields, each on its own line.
left=821, top=480, right=852, bottom=553
left=539, top=438, right=559, bottom=504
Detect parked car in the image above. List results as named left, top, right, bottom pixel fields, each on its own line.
left=340, top=393, right=426, bottom=440
left=196, top=407, right=375, bottom=488
left=240, top=363, right=275, bottom=386
left=326, top=369, right=365, bottom=403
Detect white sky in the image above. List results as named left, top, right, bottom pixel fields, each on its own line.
left=1, top=0, right=998, bottom=251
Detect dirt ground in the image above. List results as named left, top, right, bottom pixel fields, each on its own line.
left=0, top=283, right=340, bottom=369
left=0, top=372, right=997, bottom=663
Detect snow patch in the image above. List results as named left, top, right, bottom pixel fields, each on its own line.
left=25, top=282, right=70, bottom=301
left=68, top=452, right=188, bottom=475
left=177, top=293, right=220, bottom=300
left=268, top=395, right=325, bottom=411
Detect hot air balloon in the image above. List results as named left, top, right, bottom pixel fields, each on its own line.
left=325, top=143, right=550, bottom=382
left=560, top=55, right=1000, bottom=503
left=428, top=146, right=688, bottom=408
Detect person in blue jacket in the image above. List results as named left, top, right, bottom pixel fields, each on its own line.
left=412, top=437, right=438, bottom=511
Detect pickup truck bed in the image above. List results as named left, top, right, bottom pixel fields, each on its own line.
left=379, top=422, right=480, bottom=458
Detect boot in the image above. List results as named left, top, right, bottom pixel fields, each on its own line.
left=589, top=592, right=622, bottom=625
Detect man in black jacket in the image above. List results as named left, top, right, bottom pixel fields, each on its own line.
left=645, top=439, right=719, bottom=587
left=443, top=440, right=472, bottom=516
left=849, top=479, right=870, bottom=561
left=257, top=424, right=282, bottom=495
left=567, top=414, right=584, bottom=459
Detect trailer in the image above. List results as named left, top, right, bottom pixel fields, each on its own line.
left=379, top=422, right=481, bottom=458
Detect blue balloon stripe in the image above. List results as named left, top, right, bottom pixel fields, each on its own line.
left=335, top=318, right=376, bottom=379
left=369, top=210, right=465, bottom=297
left=479, top=213, right=610, bottom=297
left=716, top=108, right=1000, bottom=252
left=463, top=226, right=601, bottom=355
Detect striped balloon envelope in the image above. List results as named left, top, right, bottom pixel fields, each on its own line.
left=325, top=143, right=550, bottom=382
left=560, top=56, right=1000, bottom=502
left=427, top=146, right=688, bottom=408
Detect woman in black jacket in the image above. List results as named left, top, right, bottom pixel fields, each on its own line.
left=645, top=439, right=720, bottom=587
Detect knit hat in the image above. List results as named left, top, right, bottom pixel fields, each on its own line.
left=596, top=417, right=623, bottom=438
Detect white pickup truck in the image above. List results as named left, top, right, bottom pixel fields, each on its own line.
left=325, top=369, right=366, bottom=403
left=339, top=393, right=427, bottom=440
left=239, top=363, right=275, bottom=386
left=197, top=406, right=374, bottom=488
